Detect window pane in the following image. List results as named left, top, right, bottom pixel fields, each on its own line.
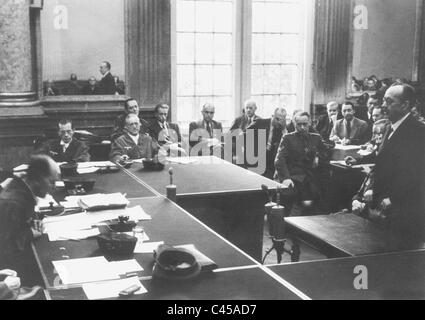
left=177, top=97, right=196, bottom=122
left=213, top=1, right=233, bottom=33
left=264, top=34, right=281, bottom=64
left=214, top=34, right=232, bottom=64
left=264, top=2, right=282, bottom=33
left=177, top=65, right=195, bottom=96
left=251, top=95, right=265, bottom=116
left=263, top=65, right=280, bottom=94
left=252, top=2, right=265, bottom=33
left=281, top=3, right=301, bottom=33
left=280, top=65, right=298, bottom=93
left=251, top=65, right=264, bottom=95
left=213, top=65, right=232, bottom=96
left=213, top=96, right=233, bottom=121
left=177, top=33, right=195, bottom=64
left=263, top=95, right=280, bottom=117
left=280, top=95, right=297, bottom=111
left=252, top=34, right=264, bottom=64
left=195, top=65, right=213, bottom=96
left=177, top=0, right=195, bottom=32
left=195, top=1, right=214, bottom=32
left=195, top=33, right=214, bottom=64
left=281, top=34, right=299, bottom=63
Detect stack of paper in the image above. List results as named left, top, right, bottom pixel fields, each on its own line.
left=83, top=277, right=147, bottom=300
left=43, top=205, right=151, bottom=242
left=165, top=157, right=199, bottom=165
left=77, top=193, right=129, bottom=211
left=334, top=145, right=362, bottom=151
left=52, top=257, right=144, bottom=286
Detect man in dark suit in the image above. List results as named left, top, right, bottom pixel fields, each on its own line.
left=330, top=102, right=369, bottom=145
left=111, top=98, right=150, bottom=141
left=275, top=112, right=329, bottom=216
left=81, top=76, right=99, bottom=95
left=148, top=104, right=185, bottom=156
left=230, top=99, right=262, bottom=132
left=246, top=107, right=288, bottom=178
left=370, top=84, right=425, bottom=249
left=316, top=101, right=340, bottom=141
left=110, top=114, right=159, bottom=163
left=189, top=103, right=223, bottom=157
left=0, top=155, right=59, bottom=286
left=35, top=119, right=90, bottom=163
left=98, top=61, right=117, bottom=95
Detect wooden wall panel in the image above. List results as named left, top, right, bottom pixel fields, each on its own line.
left=125, top=0, right=171, bottom=109
left=313, top=0, right=352, bottom=105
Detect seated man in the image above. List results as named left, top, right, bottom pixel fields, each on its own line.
left=111, top=98, right=149, bottom=141
left=35, top=119, right=90, bottom=163
left=0, top=155, right=59, bottom=285
left=189, top=103, right=223, bottom=157
left=229, top=99, right=261, bottom=132
left=316, top=101, right=340, bottom=141
left=287, top=109, right=317, bottom=134
left=110, top=114, right=159, bottom=163
left=366, top=95, right=382, bottom=126
left=43, top=80, right=60, bottom=96
left=81, top=76, right=99, bottom=95
left=148, top=104, right=185, bottom=156
left=275, top=112, right=329, bottom=216
left=330, top=102, right=369, bottom=145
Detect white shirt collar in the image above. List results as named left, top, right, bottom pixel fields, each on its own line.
left=128, top=133, right=139, bottom=145
left=102, top=71, right=110, bottom=79
left=60, top=140, right=71, bottom=149
left=390, top=113, right=410, bottom=136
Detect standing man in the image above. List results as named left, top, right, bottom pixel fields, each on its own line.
left=316, top=101, right=340, bottom=142
left=0, top=155, right=60, bottom=285
left=110, top=114, right=159, bottom=163
left=275, top=112, right=328, bottom=216
left=330, top=102, right=369, bottom=145
left=98, top=61, right=117, bottom=95
left=35, top=119, right=90, bottom=163
left=230, top=99, right=262, bottom=132
left=189, top=103, right=223, bottom=156
left=370, top=84, right=425, bottom=249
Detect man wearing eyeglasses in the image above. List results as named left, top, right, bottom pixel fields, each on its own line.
left=189, top=103, right=223, bottom=156
left=110, top=114, right=159, bottom=164
left=35, top=119, right=90, bottom=163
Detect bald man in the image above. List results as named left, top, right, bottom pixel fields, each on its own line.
left=0, top=155, right=59, bottom=285
left=189, top=103, right=223, bottom=156
left=369, top=84, right=425, bottom=248
left=98, top=61, right=117, bottom=95
left=230, top=99, right=262, bottom=132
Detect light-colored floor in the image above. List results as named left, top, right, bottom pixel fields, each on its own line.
left=262, top=216, right=327, bottom=265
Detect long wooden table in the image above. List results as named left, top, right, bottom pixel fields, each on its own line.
left=125, top=156, right=279, bottom=261
left=33, top=197, right=257, bottom=289
left=268, top=250, right=425, bottom=300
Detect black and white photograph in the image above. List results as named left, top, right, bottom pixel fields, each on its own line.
left=0, top=0, right=424, bottom=304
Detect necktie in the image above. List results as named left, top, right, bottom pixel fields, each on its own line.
left=206, top=122, right=212, bottom=138
left=346, top=121, right=352, bottom=139
left=62, top=145, right=67, bottom=153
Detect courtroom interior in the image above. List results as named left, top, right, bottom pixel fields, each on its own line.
left=0, top=0, right=425, bottom=301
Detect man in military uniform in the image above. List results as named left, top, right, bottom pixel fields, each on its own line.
left=110, top=114, right=159, bottom=164
left=275, top=112, right=329, bottom=216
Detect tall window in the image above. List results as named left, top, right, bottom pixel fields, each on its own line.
left=175, top=0, right=235, bottom=126
left=173, top=0, right=312, bottom=127
left=251, top=0, right=303, bottom=117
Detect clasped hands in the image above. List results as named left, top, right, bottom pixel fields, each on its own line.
left=0, top=269, right=21, bottom=291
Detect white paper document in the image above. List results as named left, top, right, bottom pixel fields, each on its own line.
left=83, top=277, right=147, bottom=300
left=52, top=257, right=119, bottom=285
left=77, top=167, right=100, bottom=174
left=133, top=241, right=164, bottom=254
left=165, top=157, right=199, bottom=165
left=109, top=259, right=144, bottom=276
left=13, top=164, right=28, bottom=172
left=47, top=228, right=100, bottom=242
left=334, top=144, right=362, bottom=151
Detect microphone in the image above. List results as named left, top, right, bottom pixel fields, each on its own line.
left=270, top=185, right=286, bottom=240
left=261, top=184, right=273, bottom=203
left=166, top=167, right=177, bottom=202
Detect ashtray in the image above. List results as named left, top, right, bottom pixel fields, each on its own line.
left=63, top=179, right=95, bottom=195
left=60, top=162, right=78, bottom=177
left=97, top=233, right=137, bottom=257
